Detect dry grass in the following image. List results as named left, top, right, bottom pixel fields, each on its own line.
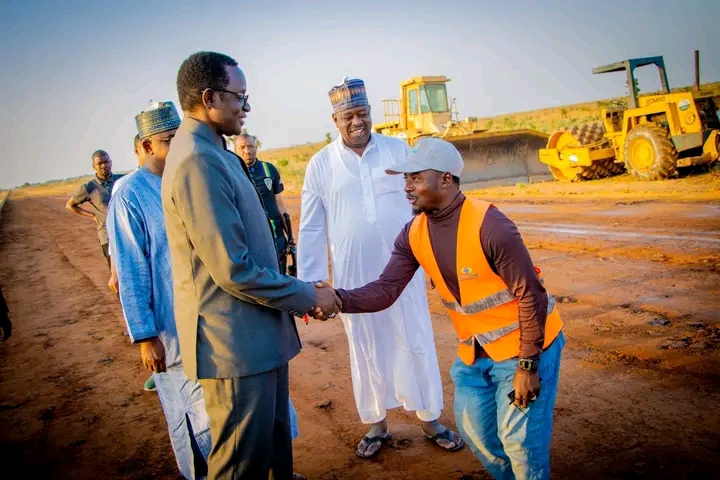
left=13, top=81, right=720, bottom=196
left=0, top=190, right=10, bottom=211
left=257, top=140, right=328, bottom=192
left=10, top=177, right=93, bottom=199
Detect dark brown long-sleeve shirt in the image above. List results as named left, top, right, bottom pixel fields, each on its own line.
left=335, top=192, right=548, bottom=359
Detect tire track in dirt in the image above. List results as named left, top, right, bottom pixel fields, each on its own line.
left=494, top=198, right=720, bottom=269
left=525, top=246, right=720, bottom=380
left=0, top=197, right=177, bottom=479
left=1, top=195, right=719, bottom=479
left=518, top=221, right=720, bottom=245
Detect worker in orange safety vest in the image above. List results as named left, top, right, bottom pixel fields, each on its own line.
left=313, top=137, right=566, bottom=480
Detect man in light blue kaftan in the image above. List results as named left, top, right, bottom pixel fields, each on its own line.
left=106, top=101, right=211, bottom=479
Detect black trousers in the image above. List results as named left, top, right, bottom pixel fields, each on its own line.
left=198, top=363, right=293, bottom=480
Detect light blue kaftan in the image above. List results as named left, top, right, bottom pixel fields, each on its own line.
left=106, top=167, right=212, bottom=479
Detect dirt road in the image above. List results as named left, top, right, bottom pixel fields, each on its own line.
left=1, top=176, right=719, bottom=479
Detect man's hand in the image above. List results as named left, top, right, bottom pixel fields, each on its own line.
left=512, top=368, right=540, bottom=408
left=311, top=281, right=342, bottom=320
left=139, top=337, right=166, bottom=373
left=108, top=268, right=118, bottom=294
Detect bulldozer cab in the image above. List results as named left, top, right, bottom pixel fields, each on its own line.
left=402, top=76, right=452, bottom=134
left=592, top=56, right=671, bottom=109
left=377, top=76, right=453, bottom=138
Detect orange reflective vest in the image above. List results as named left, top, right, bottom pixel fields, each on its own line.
left=408, top=197, right=563, bottom=365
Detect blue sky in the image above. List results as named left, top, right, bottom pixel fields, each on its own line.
left=0, top=0, right=717, bottom=188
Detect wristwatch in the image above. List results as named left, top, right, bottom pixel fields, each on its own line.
left=517, top=357, right=539, bottom=372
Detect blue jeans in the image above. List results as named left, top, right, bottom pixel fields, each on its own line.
left=450, top=332, right=566, bottom=480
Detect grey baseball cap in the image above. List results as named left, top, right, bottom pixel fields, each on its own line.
left=385, top=137, right=464, bottom=177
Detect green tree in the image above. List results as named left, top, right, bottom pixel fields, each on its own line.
left=325, top=132, right=332, bottom=144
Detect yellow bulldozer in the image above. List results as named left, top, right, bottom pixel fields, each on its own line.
left=538, top=53, right=720, bottom=182
left=372, top=76, right=554, bottom=186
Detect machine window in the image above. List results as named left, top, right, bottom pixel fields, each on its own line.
left=422, top=84, right=450, bottom=113
left=407, top=89, right=419, bottom=115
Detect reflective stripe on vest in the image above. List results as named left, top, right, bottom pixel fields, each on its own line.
left=444, top=282, right=551, bottom=316
left=441, top=288, right=515, bottom=315
left=458, top=293, right=557, bottom=347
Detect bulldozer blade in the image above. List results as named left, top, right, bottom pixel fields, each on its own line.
left=446, top=129, right=553, bottom=187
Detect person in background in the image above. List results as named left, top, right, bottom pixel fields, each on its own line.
left=65, top=150, right=123, bottom=269
left=234, top=133, right=293, bottom=274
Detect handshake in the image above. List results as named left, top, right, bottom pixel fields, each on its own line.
left=309, top=281, right=343, bottom=321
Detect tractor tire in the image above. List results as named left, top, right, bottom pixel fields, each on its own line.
left=623, top=123, right=678, bottom=180
left=605, top=159, right=627, bottom=175
left=547, top=122, right=614, bottom=182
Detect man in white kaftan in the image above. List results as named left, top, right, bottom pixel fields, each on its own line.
left=296, top=77, right=465, bottom=458
left=106, top=101, right=211, bottom=479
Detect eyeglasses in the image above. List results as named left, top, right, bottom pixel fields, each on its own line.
left=202, top=88, right=250, bottom=109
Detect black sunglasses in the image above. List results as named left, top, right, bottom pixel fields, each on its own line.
left=202, top=88, right=250, bottom=109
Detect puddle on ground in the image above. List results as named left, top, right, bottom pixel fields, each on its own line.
left=500, top=203, right=720, bottom=220
left=498, top=204, right=552, bottom=214
left=684, top=205, right=720, bottom=219
left=517, top=222, right=720, bottom=244
left=585, top=204, right=720, bottom=219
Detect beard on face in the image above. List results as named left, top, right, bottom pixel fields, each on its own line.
left=410, top=197, right=432, bottom=215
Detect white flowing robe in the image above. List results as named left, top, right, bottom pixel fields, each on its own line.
left=297, top=134, right=444, bottom=424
